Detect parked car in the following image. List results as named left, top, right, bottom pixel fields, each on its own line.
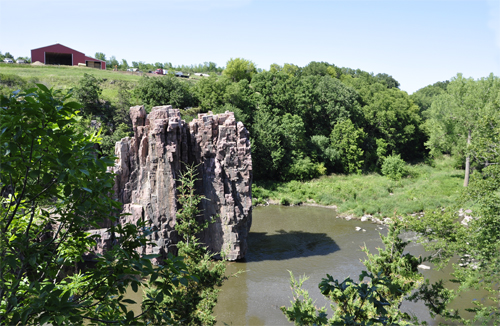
left=3, top=58, right=14, bottom=63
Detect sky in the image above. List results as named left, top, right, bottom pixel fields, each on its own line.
left=0, top=0, right=498, bottom=94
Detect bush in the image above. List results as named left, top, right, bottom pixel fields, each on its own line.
left=381, top=154, right=409, bottom=180
left=285, top=157, right=326, bottom=181
left=74, top=73, right=103, bottom=117
left=280, top=197, right=291, bottom=206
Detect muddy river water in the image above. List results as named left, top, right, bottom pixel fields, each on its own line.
left=213, top=205, right=489, bottom=325
left=127, top=205, right=491, bottom=325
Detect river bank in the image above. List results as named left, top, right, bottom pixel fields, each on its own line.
left=252, top=156, right=463, bottom=219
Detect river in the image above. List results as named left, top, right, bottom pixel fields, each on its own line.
left=126, top=205, right=491, bottom=325
left=213, top=205, right=490, bottom=325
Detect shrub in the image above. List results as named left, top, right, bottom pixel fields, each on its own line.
left=286, top=157, right=326, bottom=181
left=381, top=154, right=409, bottom=180
left=280, top=197, right=291, bottom=206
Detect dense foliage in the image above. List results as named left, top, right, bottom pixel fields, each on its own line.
left=0, top=86, right=228, bottom=325
left=0, top=86, right=198, bottom=325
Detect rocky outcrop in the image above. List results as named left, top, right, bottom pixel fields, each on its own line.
left=110, top=105, right=252, bottom=261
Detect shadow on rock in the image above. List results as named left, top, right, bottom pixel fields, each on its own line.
left=242, top=230, right=340, bottom=262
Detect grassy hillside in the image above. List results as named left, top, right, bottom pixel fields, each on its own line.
left=0, top=63, right=198, bottom=102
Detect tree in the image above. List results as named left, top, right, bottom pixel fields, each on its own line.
left=94, top=52, right=106, bottom=61
left=121, top=59, right=129, bottom=70
left=142, top=165, right=226, bottom=325
left=301, top=61, right=331, bottom=77
left=410, top=80, right=449, bottom=115
left=222, top=58, right=257, bottom=82
left=330, top=119, right=366, bottom=174
left=107, top=56, right=119, bottom=70
left=0, top=85, right=189, bottom=325
left=74, top=73, right=103, bottom=117
left=193, top=75, right=232, bottom=112
left=375, top=73, right=400, bottom=89
left=424, top=73, right=500, bottom=186
left=135, top=76, right=194, bottom=110
left=342, top=74, right=425, bottom=164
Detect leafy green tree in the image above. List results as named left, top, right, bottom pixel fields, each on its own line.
left=74, top=73, right=103, bottom=117
left=424, top=73, right=500, bottom=186
left=251, top=71, right=299, bottom=117
left=143, top=165, right=226, bottom=325
left=223, top=58, right=257, bottom=82
left=222, top=79, right=256, bottom=127
left=4, top=51, right=14, bottom=59
left=193, top=75, right=232, bottom=112
left=121, top=59, right=129, bottom=70
left=410, top=80, right=449, bottom=114
left=94, top=52, right=106, bottom=61
left=342, top=74, right=425, bottom=164
left=107, top=55, right=119, bottom=70
left=270, top=63, right=300, bottom=78
left=135, top=75, right=195, bottom=109
left=374, top=73, right=400, bottom=89
left=0, top=85, right=189, bottom=325
left=301, top=61, right=331, bottom=77
left=297, top=75, right=364, bottom=138
left=330, top=119, right=366, bottom=174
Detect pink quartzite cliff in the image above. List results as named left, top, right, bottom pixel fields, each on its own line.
left=111, top=105, right=252, bottom=261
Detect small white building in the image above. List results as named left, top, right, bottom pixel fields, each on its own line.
left=16, top=59, right=26, bottom=64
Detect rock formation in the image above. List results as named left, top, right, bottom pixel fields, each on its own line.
left=110, top=105, right=252, bottom=261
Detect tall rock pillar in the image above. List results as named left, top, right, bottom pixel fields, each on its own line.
left=112, top=105, right=252, bottom=261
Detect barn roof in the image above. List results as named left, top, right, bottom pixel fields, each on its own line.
left=31, top=43, right=85, bottom=55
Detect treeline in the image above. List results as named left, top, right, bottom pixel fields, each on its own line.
left=0, top=51, right=30, bottom=63
left=94, top=52, right=223, bottom=73
left=123, top=59, right=426, bottom=182
left=3, top=58, right=498, bottom=186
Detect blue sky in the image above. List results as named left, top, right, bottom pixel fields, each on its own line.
left=0, top=0, right=498, bottom=94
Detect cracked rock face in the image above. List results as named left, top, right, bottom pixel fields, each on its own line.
left=110, top=105, right=252, bottom=261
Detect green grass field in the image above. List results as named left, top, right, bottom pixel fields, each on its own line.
left=0, top=63, right=198, bottom=103
left=253, top=156, right=464, bottom=218
left=0, top=63, right=143, bottom=85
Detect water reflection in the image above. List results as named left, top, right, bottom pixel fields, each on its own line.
left=245, top=230, right=340, bottom=262
left=214, top=205, right=384, bottom=325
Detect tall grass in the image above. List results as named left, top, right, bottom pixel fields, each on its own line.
left=253, top=156, right=464, bottom=218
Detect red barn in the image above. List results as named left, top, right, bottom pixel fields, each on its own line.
left=31, top=43, right=106, bottom=69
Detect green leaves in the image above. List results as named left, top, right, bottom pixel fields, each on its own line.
left=282, top=221, right=434, bottom=325
left=223, top=58, right=257, bottom=82
left=1, top=85, right=195, bottom=326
